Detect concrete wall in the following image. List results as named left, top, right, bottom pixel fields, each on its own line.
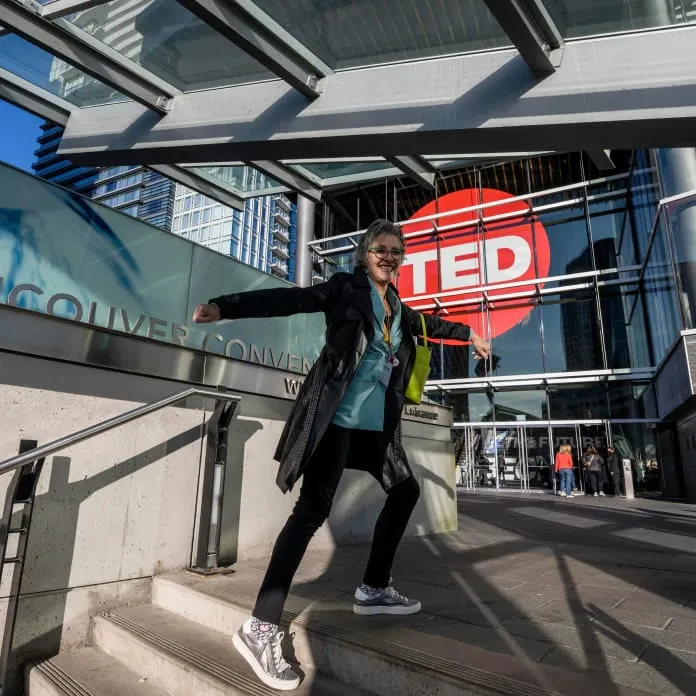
left=219, top=403, right=457, bottom=563
left=0, top=351, right=215, bottom=689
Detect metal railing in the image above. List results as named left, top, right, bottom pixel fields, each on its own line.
left=0, top=386, right=241, bottom=695
left=0, top=387, right=240, bottom=476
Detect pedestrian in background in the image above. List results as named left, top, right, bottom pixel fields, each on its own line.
left=607, top=446, right=622, bottom=496
left=555, top=444, right=575, bottom=497
left=583, top=446, right=605, bottom=497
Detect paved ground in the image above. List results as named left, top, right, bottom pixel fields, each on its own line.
left=233, top=491, right=696, bottom=696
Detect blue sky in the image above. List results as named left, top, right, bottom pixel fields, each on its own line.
left=0, top=100, right=43, bottom=172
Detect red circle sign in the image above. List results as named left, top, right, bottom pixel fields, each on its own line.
left=398, top=188, right=550, bottom=340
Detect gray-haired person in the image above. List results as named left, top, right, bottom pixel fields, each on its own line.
left=193, top=219, right=490, bottom=691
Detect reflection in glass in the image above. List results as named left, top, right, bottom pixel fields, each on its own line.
left=251, top=0, right=510, bottom=70
left=611, top=423, right=662, bottom=495
left=0, top=35, right=125, bottom=107
left=193, top=166, right=283, bottom=194
left=449, top=391, right=493, bottom=423
left=643, top=212, right=682, bottom=360
left=535, top=201, right=591, bottom=286
left=489, top=300, right=543, bottom=376
left=493, top=390, right=547, bottom=421
left=65, top=0, right=272, bottom=91
left=524, top=426, right=554, bottom=490
left=542, top=292, right=604, bottom=373
left=600, top=283, right=649, bottom=369
left=588, top=189, right=630, bottom=270
left=607, top=381, right=651, bottom=419
left=548, top=384, right=609, bottom=420
left=293, top=162, right=394, bottom=181
left=543, top=0, right=692, bottom=39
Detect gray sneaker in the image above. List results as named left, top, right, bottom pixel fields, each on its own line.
left=353, top=583, right=422, bottom=616
left=232, top=624, right=300, bottom=691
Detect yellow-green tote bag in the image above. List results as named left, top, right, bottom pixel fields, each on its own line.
left=405, top=313, right=432, bottom=404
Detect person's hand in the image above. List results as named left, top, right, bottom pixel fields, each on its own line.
left=192, top=303, right=221, bottom=323
left=471, top=332, right=490, bottom=360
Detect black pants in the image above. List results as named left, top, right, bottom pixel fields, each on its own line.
left=587, top=470, right=601, bottom=494
left=611, top=472, right=621, bottom=495
left=253, top=424, right=421, bottom=625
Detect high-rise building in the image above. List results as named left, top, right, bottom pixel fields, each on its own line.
left=171, top=179, right=296, bottom=281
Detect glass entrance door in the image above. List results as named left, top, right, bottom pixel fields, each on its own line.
left=454, top=425, right=498, bottom=490
left=524, top=425, right=554, bottom=491
left=551, top=425, right=583, bottom=494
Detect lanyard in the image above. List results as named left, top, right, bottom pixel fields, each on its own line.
left=379, top=297, right=399, bottom=366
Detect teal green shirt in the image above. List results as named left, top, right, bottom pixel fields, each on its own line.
left=333, top=279, right=402, bottom=431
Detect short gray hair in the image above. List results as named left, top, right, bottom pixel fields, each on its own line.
left=354, top=219, right=406, bottom=268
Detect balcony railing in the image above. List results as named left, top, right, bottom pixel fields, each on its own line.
left=270, top=260, right=289, bottom=276
left=273, top=194, right=291, bottom=211
left=271, top=243, right=289, bottom=259
left=273, top=225, right=290, bottom=243
left=273, top=209, right=290, bottom=225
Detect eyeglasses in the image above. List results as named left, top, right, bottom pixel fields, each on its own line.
left=368, top=246, right=404, bottom=260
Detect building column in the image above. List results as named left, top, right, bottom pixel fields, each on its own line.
left=655, top=148, right=696, bottom=327
left=295, top=195, right=315, bottom=288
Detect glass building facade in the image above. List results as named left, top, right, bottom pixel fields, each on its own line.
left=172, top=183, right=296, bottom=280
left=314, top=150, right=690, bottom=498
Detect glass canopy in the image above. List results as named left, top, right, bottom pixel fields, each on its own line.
left=0, top=0, right=693, bottom=204
left=0, top=34, right=126, bottom=107
left=250, top=0, right=511, bottom=70
left=544, top=0, right=694, bottom=38
left=64, top=0, right=273, bottom=91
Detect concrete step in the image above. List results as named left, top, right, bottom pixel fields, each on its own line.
left=93, top=603, right=373, bottom=696
left=153, top=570, right=655, bottom=696
left=25, top=647, right=170, bottom=696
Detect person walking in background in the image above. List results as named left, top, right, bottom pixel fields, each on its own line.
left=583, top=446, right=605, bottom=497
left=193, top=219, right=490, bottom=691
left=607, top=446, right=622, bottom=496
left=555, top=444, right=575, bottom=498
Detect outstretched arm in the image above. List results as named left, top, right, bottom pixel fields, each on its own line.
left=403, top=305, right=490, bottom=359
left=193, top=274, right=342, bottom=323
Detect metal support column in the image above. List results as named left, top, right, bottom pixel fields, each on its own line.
left=295, top=196, right=316, bottom=288
left=655, top=148, right=696, bottom=327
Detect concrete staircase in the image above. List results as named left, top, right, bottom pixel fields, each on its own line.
left=26, top=570, right=653, bottom=696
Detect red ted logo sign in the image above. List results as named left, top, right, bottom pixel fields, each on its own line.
left=398, top=188, right=550, bottom=340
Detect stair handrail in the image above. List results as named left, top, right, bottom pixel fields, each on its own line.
left=0, top=386, right=241, bottom=694
left=0, top=387, right=241, bottom=476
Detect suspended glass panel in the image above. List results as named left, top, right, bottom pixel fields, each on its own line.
left=252, top=0, right=510, bottom=70
left=543, top=0, right=693, bottom=39
left=0, top=35, right=126, bottom=107
left=190, top=166, right=285, bottom=194
left=293, top=161, right=395, bottom=181
left=63, top=0, right=273, bottom=91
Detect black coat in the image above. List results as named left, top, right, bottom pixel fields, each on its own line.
left=210, top=268, right=471, bottom=494
left=607, top=453, right=620, bottom=475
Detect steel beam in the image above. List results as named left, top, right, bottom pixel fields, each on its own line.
left=176, top=0, right=324, bottom=98
left=149, top=164, right=245, bottom=211
left=387, top=155, right=436, bottom=190
left=40, top=0, right=112, bottom=20
left=58, top=26, right=696, bottom=165
left=0, top=67, right=72, bottom=124
left=482, top=0, right=563, bottom=75
left=587, top=150, right=616, bottom=171
left=247, top=160, right=322, bottom=202
left=0, top=0, right=174, bottom=113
